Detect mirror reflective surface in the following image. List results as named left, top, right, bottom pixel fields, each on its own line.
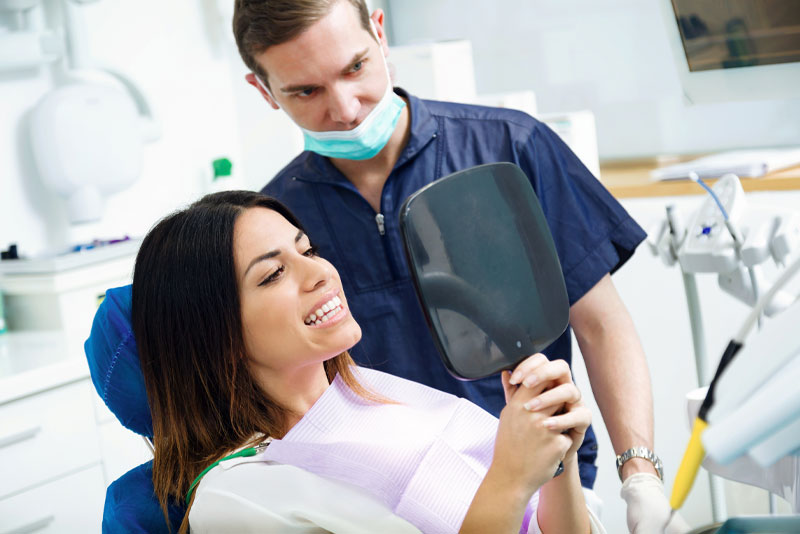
left=400, top=162, right=569, bottom=380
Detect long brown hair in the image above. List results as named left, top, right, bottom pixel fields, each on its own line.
left=132, top=191, right=375, bottom=532
left=232, top=0, right=373, bottom=88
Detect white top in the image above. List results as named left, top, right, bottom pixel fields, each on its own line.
left=188, top=368, right=606, bottom=533
left=190, top=458, right=419, bottom=533
left=189, top=456, right=606, bottom=533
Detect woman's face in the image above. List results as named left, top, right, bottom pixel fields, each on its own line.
left=234, top=207, right=362, bottom=375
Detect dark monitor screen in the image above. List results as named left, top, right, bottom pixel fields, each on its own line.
left=671, top=0, right=800, bottom=72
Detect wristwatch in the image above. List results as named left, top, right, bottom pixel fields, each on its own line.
left=615, top=446, right=663, bottom=481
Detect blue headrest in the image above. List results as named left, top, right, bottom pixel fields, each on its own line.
left=85, top=285, right=153, bottom=437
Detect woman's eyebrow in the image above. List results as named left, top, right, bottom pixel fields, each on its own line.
left=243, top=231, right=306, bottom=277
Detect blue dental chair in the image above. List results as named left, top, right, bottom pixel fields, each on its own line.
left=85, top=285, right=185, bottom=533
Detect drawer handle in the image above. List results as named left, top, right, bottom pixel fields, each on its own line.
left=0, top=425, right=42, bottom=449
left=1, top=515, right=55, bottom=534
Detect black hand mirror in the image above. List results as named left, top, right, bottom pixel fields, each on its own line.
left=399, top=162, right=570, bottom=380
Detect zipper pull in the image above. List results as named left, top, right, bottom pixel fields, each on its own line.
left=375, top=213, right=385, bottom=235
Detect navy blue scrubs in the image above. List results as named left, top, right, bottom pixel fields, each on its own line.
left=263, top=88, right=646, bottom=488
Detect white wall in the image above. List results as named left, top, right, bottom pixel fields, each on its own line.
left=385, top=0, right=800, bottom=159
left=0, top=0, right=302, bottom=258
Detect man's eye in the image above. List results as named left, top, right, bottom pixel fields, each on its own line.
left=297, top=88, right=316, bottom=98
left=259, top=266, right=285, bottom=286
left=303, top=246, right=319, bottom=257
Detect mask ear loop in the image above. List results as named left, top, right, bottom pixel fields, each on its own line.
left=254, top=74, right=280, bottom=109
left=369, top=19, right=394, bottom=94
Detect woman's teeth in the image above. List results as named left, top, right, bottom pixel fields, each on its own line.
left=304, top=296, right=343, bottom=325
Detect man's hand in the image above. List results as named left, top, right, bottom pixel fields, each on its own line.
left=620, top=473, right=691, bottom=534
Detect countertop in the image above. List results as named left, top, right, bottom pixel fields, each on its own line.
left=0, top=331, right=90, bottom=405
left=601, top=156, right=800, bottom=199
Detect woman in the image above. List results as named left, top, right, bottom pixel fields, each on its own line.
left=132, top=190, right=604, bottom=533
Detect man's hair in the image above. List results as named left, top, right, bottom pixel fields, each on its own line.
left=132, top=190, right=379, bottom=532
left=233, top=0, right=372, bottom=89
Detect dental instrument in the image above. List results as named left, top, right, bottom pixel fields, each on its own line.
left=671, top=244, right=800, bottom=512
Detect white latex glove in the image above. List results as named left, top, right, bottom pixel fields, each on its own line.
left=620, top=473, right=691, bottom=534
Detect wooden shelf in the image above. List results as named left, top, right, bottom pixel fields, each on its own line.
left=600, top=156, right=800, bottom=199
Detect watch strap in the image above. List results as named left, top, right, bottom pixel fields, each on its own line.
left=615, top=446, right=663, bottom=481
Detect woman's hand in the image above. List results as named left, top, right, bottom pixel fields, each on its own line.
left=461, top=354, right=592, bottom=533
left=505, top=354, right=591, bottom=460
left=488, top=355, right=571, bottom=494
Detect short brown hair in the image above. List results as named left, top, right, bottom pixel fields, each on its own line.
left=233, top=0, right=373, bottom=88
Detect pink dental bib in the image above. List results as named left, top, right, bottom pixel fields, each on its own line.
left=261, top=367, right=537, bottom=533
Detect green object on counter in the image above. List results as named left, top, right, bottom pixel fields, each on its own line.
left=212, top=157, right=233, bottom=181
left=0, top=289, right=7, bottom=335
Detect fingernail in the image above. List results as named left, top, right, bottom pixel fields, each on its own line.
left=524, top=399, right=541, bottom=411
left=522, top=375, right=538, bottom=388
left=509, top=371, right=522, bottom=385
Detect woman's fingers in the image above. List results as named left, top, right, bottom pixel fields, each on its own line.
left=523, top=383, right=581, bottom=412
left=518, top=358, right=571, bottom=389
left=501, top=370, right=515, bottom=404
left=507, top=353, right=549, bottom=385
left=540, top=404, right=592, bottom=433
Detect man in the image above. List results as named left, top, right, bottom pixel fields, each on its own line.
left=233, top=1, right=688, bottom=531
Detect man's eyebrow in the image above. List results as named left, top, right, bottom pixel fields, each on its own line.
left=243, top=231, right=306, bottom=277
left=279, top=49, right=369, bottom=94
left=280, top=82, right=316, bottom=95
left=339, top=48, right=369, bottom=75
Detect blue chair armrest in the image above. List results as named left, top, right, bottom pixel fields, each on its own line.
left=103, top=460, right=185, bottom=534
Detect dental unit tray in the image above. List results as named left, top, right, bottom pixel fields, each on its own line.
left=399, top=162, right=569, bottom=380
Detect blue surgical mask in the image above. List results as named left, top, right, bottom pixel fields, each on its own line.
left=255, top=24, right=406, bottom=161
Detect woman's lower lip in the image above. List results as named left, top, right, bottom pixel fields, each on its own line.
left=307, top=306, right=348, bottom=328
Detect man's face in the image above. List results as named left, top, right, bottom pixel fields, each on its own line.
left=254, top=1, right=389, bottom=133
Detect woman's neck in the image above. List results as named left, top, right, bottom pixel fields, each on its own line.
left=255, top=363, right=331, bottom=431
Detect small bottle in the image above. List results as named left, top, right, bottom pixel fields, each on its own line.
left=208, top=157, right=234, bottom=193
left=0, top=288, right=7, bottom=335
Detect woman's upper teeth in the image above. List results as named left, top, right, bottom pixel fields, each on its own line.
left=305, top=296, right=342, bottom=325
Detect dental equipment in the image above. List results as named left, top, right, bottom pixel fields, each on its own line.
left=25, top=0, right=160, bottom=224
left=670, top=214, right=800, bottom=509
left=650, top=172, right=800, bottom=519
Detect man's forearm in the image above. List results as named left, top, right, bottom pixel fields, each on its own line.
left=570, top=274, right=657, bottom=479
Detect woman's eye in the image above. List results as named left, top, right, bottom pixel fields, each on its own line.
left=303, top=246, right=319, bottom=257
left=351, top=61, right=363, bottom=73
left=259, top=266, right=285, bottom=286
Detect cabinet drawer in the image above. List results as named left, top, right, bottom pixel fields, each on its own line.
left=0, top=380, right=100, bottom=498
left=0, top=464, right=104, bottom=534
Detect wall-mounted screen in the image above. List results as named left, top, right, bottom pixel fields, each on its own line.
left=671, top=1, right=800, bottom=73
left=662, top=0, right=800, bottom=103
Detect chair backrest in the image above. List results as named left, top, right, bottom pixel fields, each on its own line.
left=85, top=284, right=184, bottom=533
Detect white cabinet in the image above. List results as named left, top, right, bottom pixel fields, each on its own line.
left=0, top=465, right=106, bottom=534
left=0, top=331, right=152, bottom=531
left=0, top=381, right=101, bottom=498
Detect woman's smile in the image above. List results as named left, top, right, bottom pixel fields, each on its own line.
left=304, top=292, right=348, bottom=326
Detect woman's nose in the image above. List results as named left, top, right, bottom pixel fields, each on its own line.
left=327, top=85, right=359, bottom=126
left=302, top=256, right=332, bottom=292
